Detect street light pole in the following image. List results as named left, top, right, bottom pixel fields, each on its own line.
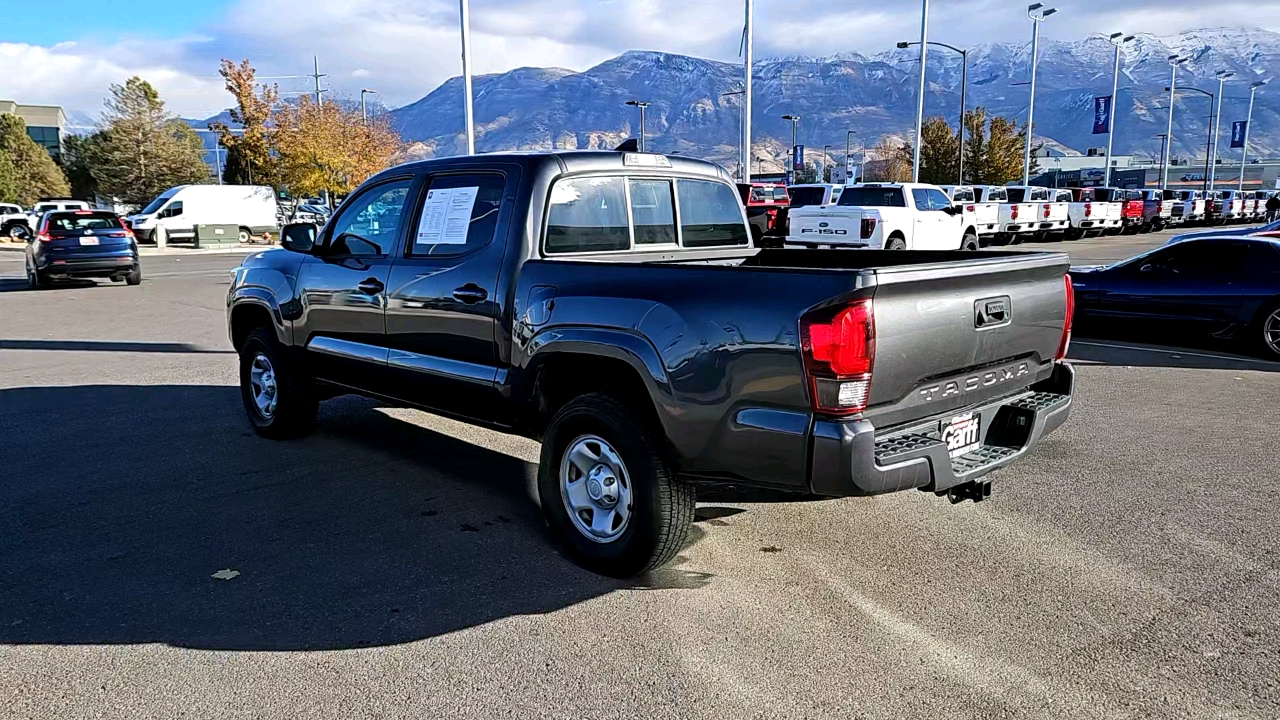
left=1209, top=71, right=1234, bottom=192
left=845, top=130, right=857, bottom=183
left=360, top=89, right=377, bottom=124
left=782, top=115, right=800, bottom=184
left=1023, top=4, right=1057, bottom=185
left=898, top=40, right=967, bottom=183
left=911, top=0, right=929, bottom=183
left=721, top=90, right=746, bottom=180
left=1103, top=33, right=1134, bottom=188
left=626, top=100, right=650, bottom=152
left=743, top=0, right=754, bottom=184
left=821, top=144, right=832, bottom=182
left=1239, top=80, right=1267, bottom=192
left=459, top=0, right=476, bottom=155
left=1162, top=55, right=1187, bottom=189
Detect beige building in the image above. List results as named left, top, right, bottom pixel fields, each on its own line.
left=0, top=100, right=66, bottom=160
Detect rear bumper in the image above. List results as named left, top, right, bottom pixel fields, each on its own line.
left=38, top=255, right=137, bottom=278
left=808, top=362, right=1074, bottom=497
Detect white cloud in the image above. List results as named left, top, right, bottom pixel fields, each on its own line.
left=3, top=0, right=1277, bottom=121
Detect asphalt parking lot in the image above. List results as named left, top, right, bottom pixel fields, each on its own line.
left=1, top=228, right=1278, bottom=719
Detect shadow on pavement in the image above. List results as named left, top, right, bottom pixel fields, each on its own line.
left=1069, top=338, right=1280, bottom=373
left=0, top=339, right=233, bottom=353
left=0, top=384, right=709, bottom=652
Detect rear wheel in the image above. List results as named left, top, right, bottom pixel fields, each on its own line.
left=239, top=327, right=318, bottom=439
left=125, top=264, right=142, bottom=286
left=961, top=232, right=979, bottom=251
left=538, top=393, right=694, bottom=578
left=238, top=227, right=252, bottom=244
left=1253, top=302, right=1280, bottom=360
left=26, top=261, right=47, bottom=289
left=885, top=236, right=907, bottom=251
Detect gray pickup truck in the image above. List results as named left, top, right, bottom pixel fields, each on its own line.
left=227, top=151, right=1075, bottom=577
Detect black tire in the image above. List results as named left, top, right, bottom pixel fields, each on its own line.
left=238, top=327, right=318, bottom=439
left=885, top=236, right=907, bottom=251
left=1250, top=301, right=1280, bottom=361
left=961, top=232, right=979, bottom=251
left=538, top=393, right=694, bottom=578
left=26, top=261, right=47, bottom=289
left=125, top=264, right=142, bottom=286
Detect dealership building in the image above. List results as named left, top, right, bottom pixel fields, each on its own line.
left=0, top=100, right=67, bottom=161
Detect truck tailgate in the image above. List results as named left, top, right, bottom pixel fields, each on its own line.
left=864, top=252, right=1070, bottom=429
left=788, top=208, right=866, bottom=244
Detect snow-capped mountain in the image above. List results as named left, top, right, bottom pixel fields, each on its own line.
left=388, top=27, right=1280, bottom=167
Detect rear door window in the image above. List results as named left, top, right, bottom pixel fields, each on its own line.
left=911, top=189, right=931, bottom=211
left=545, top=177, right=630, bottom=253
left=676, top=179, right=748, bottom=248
left=408, top=173, right=505, bottom=257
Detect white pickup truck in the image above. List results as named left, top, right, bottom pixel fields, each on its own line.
left=1007, top=186, right=1069, bottom=239
left=940, top=185, right=1000, bottom=244
left=787, top=182, right=975, bottom=250
left=1063, top=187, right=1121, bottom=238
left=1172, top=190, right=1206, bottom=225
left=1213, top=190, right=1245, bottom=223
left=972, top=185, right=1035, bottom=244
left=0, top=203, right=29, bottom=238
left=786, top=183, right=845, bottom=209
left=1139, top=189, right=1175, bottom=231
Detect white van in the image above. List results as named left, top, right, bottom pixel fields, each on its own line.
left=127, top=185, right=277, bottom=244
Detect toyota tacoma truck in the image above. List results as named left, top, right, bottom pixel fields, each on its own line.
left=227, top=151, right=1075, bottom=577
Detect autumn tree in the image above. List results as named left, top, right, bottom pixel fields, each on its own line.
left=210, top=59, right=279, bottom=186
left=899, top=117, right=961, bottom=185
left=92, top=77, right=209, bottom=205
left=272, top=95, right=403, bottom=204
left=0, top=114, right=70, bottom=205
left=865, top=137, right=910, bottom=182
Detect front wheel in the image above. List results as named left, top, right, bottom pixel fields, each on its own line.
left=26, top=261, right=47, bottom=289
left=239, top=327, right=318, bottom=439
left=538, top=393, right=694, bottom=578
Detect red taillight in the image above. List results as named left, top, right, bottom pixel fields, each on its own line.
left=800, top=299, right=875, bottom=415
left=118, top=218, right=135, bottom=239
left=860, top=217, right=877, bottom=239
left=36, top=232, right=53, bottom=242
left=1042, top=203, right=1051, bottom=219
left=1010, top=205, right=1019, bottom=220
left=965, top=204, right=976, bottom=213
left=1084, top=202, right=1092, bottom=217
left=1056, top=275, right=1074, bottom=361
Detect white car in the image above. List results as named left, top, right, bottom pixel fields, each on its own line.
left=940, top=185, right=1000, bottom=242
left=787, top=182, right=975, bottom=250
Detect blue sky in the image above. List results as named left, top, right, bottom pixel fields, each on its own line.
left=4, top=0, right=1278, bottom=120
left=12, top=0, right=235, bottom=45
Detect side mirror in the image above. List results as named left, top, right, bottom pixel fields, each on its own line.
left=280, top=223, right=317, bottom=254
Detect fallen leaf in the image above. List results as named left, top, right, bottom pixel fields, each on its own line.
left=211, top=569, right=241, bottom=580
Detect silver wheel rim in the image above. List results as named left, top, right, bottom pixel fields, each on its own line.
left=248, top=352, right=278, bottom=419
left=559, top=434, right=633, bottom=543
left=239, top=230, right=250, bottom=243
left=1264, top=309, right=1280, bottom=356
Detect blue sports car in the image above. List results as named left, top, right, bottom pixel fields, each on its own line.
left=1068, top=235, right=1280, bottom=359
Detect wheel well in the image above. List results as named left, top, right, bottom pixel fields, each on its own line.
left=527, top=352, right=663, bottom=442
left=888, top=230, right=905, bottom=239
left=230, top=303, right=274, bottom=351
left=963, top=225, right=977, bottom=238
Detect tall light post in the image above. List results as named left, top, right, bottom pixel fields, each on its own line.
left=845, top=130, right=858, bottom=183
left=1238, top=80, right=1267, bottom=192
left=910, top=0, right=930, bottom=183
left=1103, top=33, right=1134, bottom=187
left=782, top=114, right=800, bottom=184
left=821, top=144, right=832, bottom=182
left=459, top=0, right=476, bottom=155
left=721, top=89, right=746, bottom=180
left=743, top=0, right=754, bottom=184
left=1168, top=85, right=1216, bottom=193
left=1161, top=54, right=1188, bottom=189
left=1209, top=70, right=1234, bottom=192
left=899, top=39, right=967, bottom=184
left=625, top=100, right=650, bottom=152
left=1023, top=3, right=1057, bottom=185
left=360, top=89, right=377, bottom=124
left=1154, top=133, right=1168, bottom=181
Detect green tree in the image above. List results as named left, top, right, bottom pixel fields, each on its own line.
left=92, top=77, right=209, bottom=205
left=0, top=114, right=70, bottom=205
left=61, top=132, right=106, bottom=200
left=793, top=160, right=818, bottom=184
left=959, top=107, right=1032, bottom=186
left=0, top=152, right=17, bottom=203
left=209, top=59, right=279, bottom=186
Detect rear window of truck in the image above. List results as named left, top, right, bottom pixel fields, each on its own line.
left=837, top=187, right=905, bottom=207
left=544, top=175, right=746, bottom=254
left=788, top=187, right=828, bottom=207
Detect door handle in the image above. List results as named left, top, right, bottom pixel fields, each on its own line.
left=357, top=278, right=384, bottom=295
left=453, top=284, right=488, bottom=304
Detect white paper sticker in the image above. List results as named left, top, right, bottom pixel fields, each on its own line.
left=416, top=186, right=480, bottom=245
